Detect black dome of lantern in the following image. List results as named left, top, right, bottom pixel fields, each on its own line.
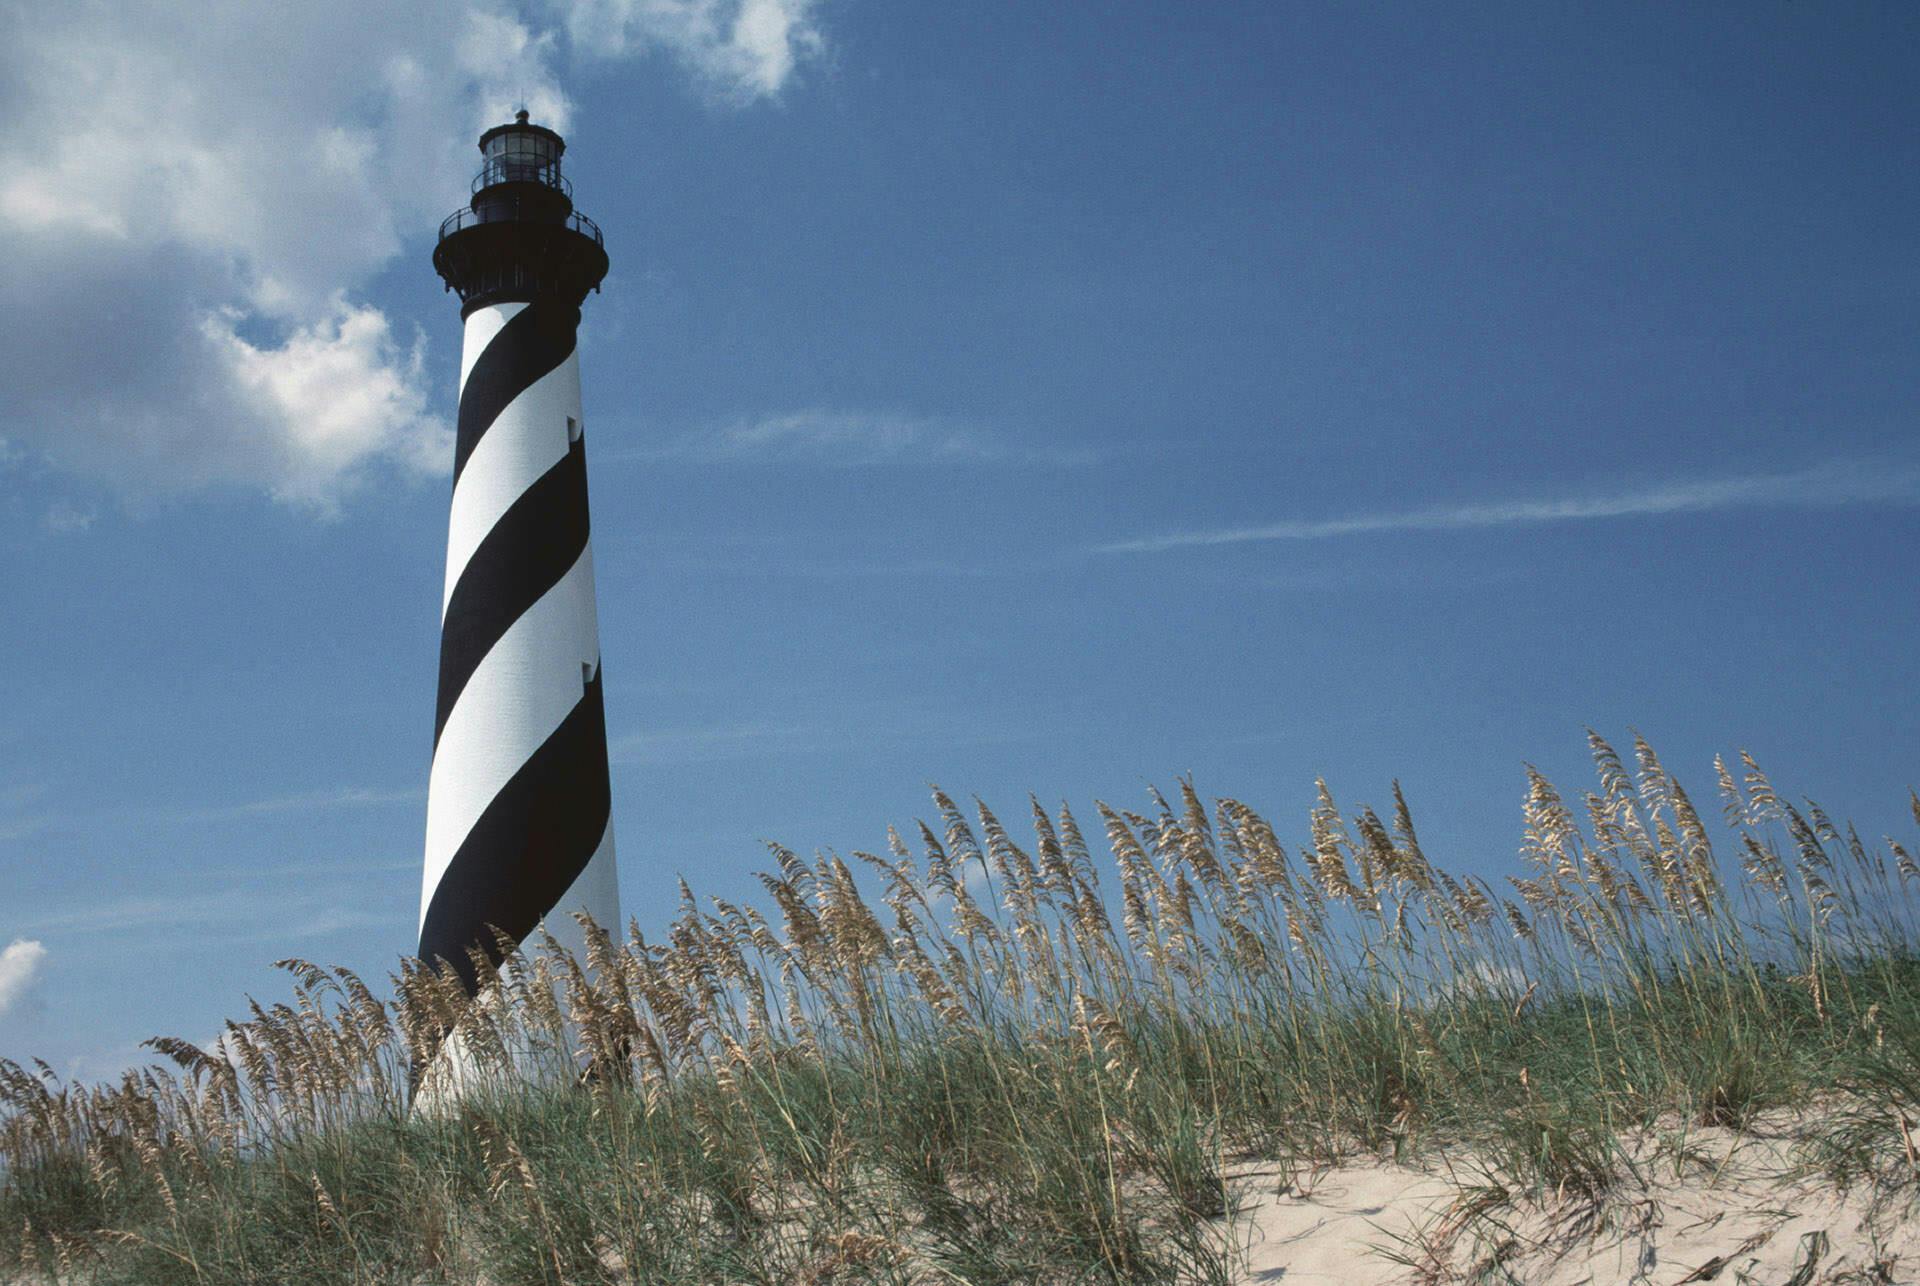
left=432, top=111, right=609, bottom=316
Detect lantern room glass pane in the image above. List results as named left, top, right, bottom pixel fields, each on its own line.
left=486, top=131, right=556, bottom=165
left=476, top=126, right=565, bottom=192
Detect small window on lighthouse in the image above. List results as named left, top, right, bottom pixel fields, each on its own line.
left=566, top=415, right=582, bottom=443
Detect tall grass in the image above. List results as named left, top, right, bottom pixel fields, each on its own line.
left=4, top=733, right=1918, bottom=1283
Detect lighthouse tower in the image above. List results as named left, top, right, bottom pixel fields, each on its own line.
left=419, top=112, right=619, bottom=1005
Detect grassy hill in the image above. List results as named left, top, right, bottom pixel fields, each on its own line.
left=5, top=734, right=1919, bottom=1283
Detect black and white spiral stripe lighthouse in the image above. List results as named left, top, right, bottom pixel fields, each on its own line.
left=419, top=112, right=619, bottom=1010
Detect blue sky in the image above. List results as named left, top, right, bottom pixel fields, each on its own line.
left=2, top=1, right=1917, bottom=1076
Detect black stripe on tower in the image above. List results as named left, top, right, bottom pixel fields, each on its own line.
left=434, top=437, right=591, bottom=748
left=418, top=666, right=612, bottom=997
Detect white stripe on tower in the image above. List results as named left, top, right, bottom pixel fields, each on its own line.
left=417, top=297, right=619, bottom=998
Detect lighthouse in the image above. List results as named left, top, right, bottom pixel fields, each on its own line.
left=418, top=112, right=619, bottom=1010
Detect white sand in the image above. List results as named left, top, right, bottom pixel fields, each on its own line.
left=1234, top=1162, right=1456, bottom=1282
left=1230, top=1121, right=1918, bottom=1284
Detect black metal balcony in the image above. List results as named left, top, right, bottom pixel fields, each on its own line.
left=438, top=202, right=601, bottom=247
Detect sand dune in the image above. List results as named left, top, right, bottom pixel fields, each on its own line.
left=1231, top=1120, right=1917, bottom=1284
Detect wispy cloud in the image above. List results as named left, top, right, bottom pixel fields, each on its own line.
left=619, top=411, right=1100, bottom=468
left=609, top=714, right=1045, bottom=766
left=0, top=784, right=421, bottom=847
left=43, top=500, right=96, bottom=534
left=1097, top=458, right=1920, bottom=554
left=646, top=552, right=1024, bottom=581
left=0, top=782, right=52, bottom=845
left=0, top=939, right=48, bottom=1017
left=0, top=815, right=53, bottom=844
left=0, top=784, right=47, bottom=810
left=609, top=721, right=832, bottom=766
left=21, top=883, right=401, bottom=941
left=159, top=786, right=422, bottom=824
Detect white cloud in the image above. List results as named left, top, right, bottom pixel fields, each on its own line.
left=627, top=410, right=1101, bottom=467
left=558, top=0, right=824, bottom=102
left=456, top=10, right=574, bottom=133
left=0, top=940, right=49, bottom=1018
left=0, top=0, right=828, bottom=512
left=205, top=301, right=451, bottom=511
left=0, top=0, right=541, bottom=509
left=1098, top=458, right=1920, bottom=554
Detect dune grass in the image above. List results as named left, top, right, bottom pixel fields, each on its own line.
left=4, top=732, right=1919, bottom=1283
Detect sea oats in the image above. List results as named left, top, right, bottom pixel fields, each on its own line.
left=1390, top=781, right=1436, bottom=891
left=1741, top=833, right=1790, bottom=896
left=1893, top=839, right=1920, bottom=886
left=1306, top=779, right=1364, bottom=905
left=8, top=739, right=1920, bottom=1286
left=1740, top=750, right=1784, bottom=823
left=1714, top=754, right=1745, bottom=828
left=1668, top=779, right=1720, bottom=916
left=1632, top=733, right=1674, bottom=816
left=1588, top=730, right=1633, bottom=805
left=933, top=787, right=986, bottom=884
left=1806, top=799, right=1843, bottom=844
left=1522, top=766, right=1580, bottom=885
